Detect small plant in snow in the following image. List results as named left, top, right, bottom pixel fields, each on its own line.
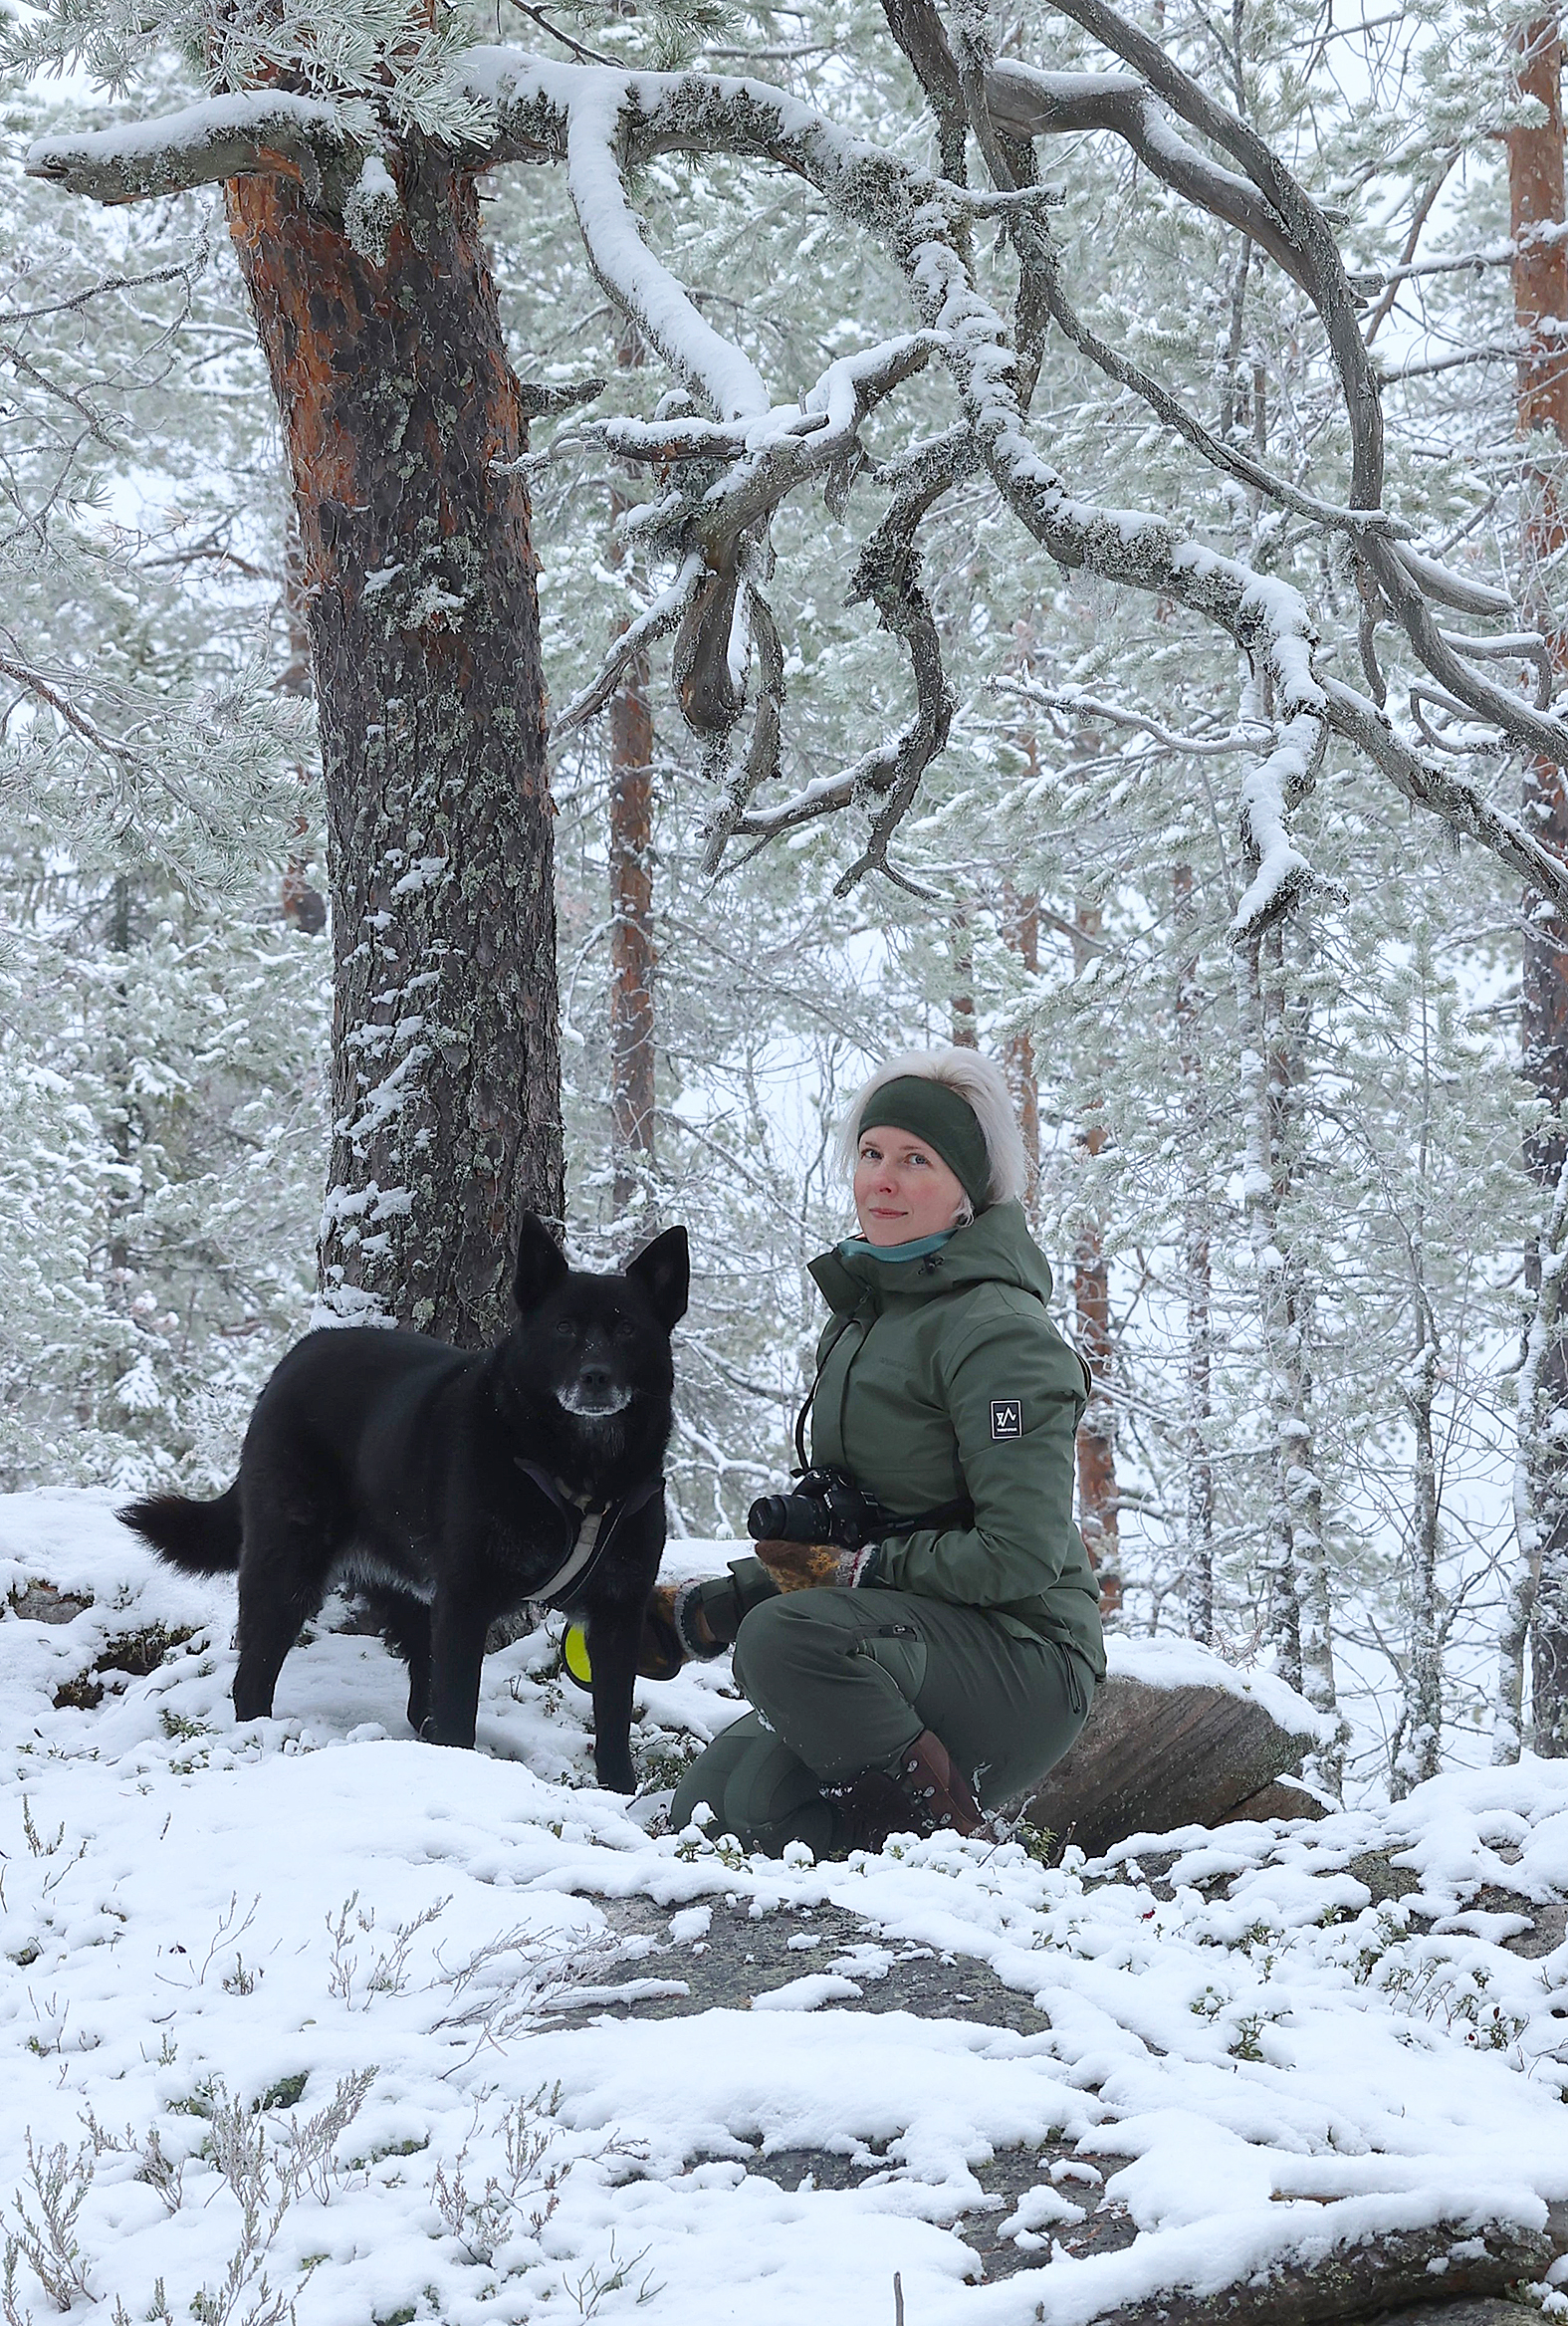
left=18, top=1801, right=64, bottom=1860
left=1, top=2134, right=95, bottom=2318
left=430, top=2087, right=567, bottom=2269
left=326, top=1892, right=449, bottom=2007
left=561, top=2235, right=659, bottom=2317
left=82, top=2111, right=185, bottom=2214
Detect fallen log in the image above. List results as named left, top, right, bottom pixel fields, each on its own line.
left=1022, top=1638, right=1336, bottom=1857
left=1084, top=2217, right=1553, bottom=2326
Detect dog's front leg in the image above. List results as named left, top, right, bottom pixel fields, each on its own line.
left=586, top=1602, right=642, bottom=1793
left=424, top=1589, right=490, bottom=1747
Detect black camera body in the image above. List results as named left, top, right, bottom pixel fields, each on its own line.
left=747, top=1466, right=892, bottom=1552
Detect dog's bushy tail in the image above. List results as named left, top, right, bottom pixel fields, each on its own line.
left=118, top=1483, right=241, bottom=1574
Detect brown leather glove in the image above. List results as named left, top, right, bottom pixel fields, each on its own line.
left=752, top=1538, right=876, bottom=1592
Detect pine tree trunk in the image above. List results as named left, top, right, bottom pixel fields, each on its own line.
left=1235, top=921, right=1340, bottom=1782
left=608, top=648, right=656, bottom=1220
left=1175, top=864, right=1215, bottom=1645
left=1261, top=922, right=1336, bottom=1751
left=279, top=526, right=325, bottom=936
left=1394, top=1302, right=1443, bottom=1796
left=226, top=150, right=562, bottom=1345
left=1072, top=898, right=1123, bottom=1616
left=950, top=911, right=978, bottom=1047
left=1500, top=1147, right=1568, bottom=1757
left=1508, top=20, right=1568, bottom=1745
left=1002, top=883, right=1042, bottom=1212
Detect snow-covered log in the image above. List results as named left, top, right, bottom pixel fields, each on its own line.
left=1099, top=2219, right=1554, bottom=2326
left=1022, top=1639, right=1337, bottom=1855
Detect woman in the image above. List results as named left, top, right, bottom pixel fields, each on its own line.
left=665, top=1047, right=1104, bottom=1858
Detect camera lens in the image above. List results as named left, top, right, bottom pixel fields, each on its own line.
left=747, top=1494, right=791, bottom=1540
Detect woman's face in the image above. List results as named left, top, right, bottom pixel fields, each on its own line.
left=853, top=1125, right=969, bottom=1247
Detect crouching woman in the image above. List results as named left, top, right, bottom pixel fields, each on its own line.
left=665, top=1046, right=1104, bottom=1859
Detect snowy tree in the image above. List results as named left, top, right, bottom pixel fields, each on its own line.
left=22, top=0, right=1568, bottom=1356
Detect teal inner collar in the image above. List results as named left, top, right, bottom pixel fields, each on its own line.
left=836, top=1228, right=955, bottom=1265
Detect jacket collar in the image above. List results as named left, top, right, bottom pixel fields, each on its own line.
left=808, top=1201, right=1054, bottom=1318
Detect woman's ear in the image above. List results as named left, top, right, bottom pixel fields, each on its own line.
left=513, top=1213, right=568, bottom=1313
left=625, top=1224, right=690, bottom=1331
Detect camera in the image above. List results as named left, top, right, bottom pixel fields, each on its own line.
left=747, top=1466, right=892, bottom=1551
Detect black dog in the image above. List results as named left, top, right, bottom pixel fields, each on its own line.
left=118, top=1216, right=688, bottom=1791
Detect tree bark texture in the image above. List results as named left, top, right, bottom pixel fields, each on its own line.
left=1175, top=863, right=1215, bottom=1646
left=1021, top=1667, right=1320, bottom=1855
left=1002, top=882, right=1042, bottom=1211
left=1236, top=923, right=1343, bottom=1777
left=226, top=151, right=563, bottom=1344
left=608, top=647, right=657, bottom=1220
left=1509, top=21, right=1568, bottom=1747
left=1072, top=899, right=1123, bottom=1616
left=1395, top=1307, right=1443, bottom=1795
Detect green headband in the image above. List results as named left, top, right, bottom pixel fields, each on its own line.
left=858, top=1075, right=993, bottom=1213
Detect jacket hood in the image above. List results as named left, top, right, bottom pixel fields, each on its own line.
left=809, top=1200, right=1055, bottom=1316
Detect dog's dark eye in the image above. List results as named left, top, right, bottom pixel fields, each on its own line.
left=554, top=1321, right=575, bottom=1339
left=611, top=1317, right=636, bottom=1339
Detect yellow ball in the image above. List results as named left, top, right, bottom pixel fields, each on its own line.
left=562, top=1622, right=593, bottom=1692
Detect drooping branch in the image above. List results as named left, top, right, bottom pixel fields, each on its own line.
left=1040, top=0, right=1386, bottom=515
left=728, top=432, right=975, bottom=878
left=983, top=62, right=1310, bottom=293
left=980, top=17, right=1568, bottom=785
left=876, top=0, right=970, bottom=182
left=550, top=552, right=705, bottom=742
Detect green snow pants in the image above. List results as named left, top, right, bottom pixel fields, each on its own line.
left=669, top=1558, right=1094, bottom=1859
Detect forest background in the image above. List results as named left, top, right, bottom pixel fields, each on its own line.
left=3, top=0, right=1565, bottom=1805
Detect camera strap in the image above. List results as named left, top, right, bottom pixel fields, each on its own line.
left=792, top=1311, right=857, bottom=1473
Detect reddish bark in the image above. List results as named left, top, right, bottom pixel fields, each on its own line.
left=1002, top=882, right=1041, bottom=1197
left=950, top=912, right=978, bottom=1047
left=1509, top=23, right=1568, bottom=453
left=226, top=151, right=562, bottom=1343
left=1510, top=21, right=1568, bottom=1747
left=1072, top=898, right=1123, bottom=1616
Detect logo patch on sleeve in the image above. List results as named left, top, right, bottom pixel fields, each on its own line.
left=990, top=1399, right=1022, bottom=1440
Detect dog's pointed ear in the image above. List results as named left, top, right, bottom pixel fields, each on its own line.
left=513, top=1214, right=569, bottom=1314
left=625, top=1224, right=689, bottom=1331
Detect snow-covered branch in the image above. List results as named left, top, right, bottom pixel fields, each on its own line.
left=27, top=92, right=358, bottom=207
left=26, top=37, right=1568, bottom=905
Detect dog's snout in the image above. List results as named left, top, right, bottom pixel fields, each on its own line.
left=579, top=1363, right=613, bottom=1395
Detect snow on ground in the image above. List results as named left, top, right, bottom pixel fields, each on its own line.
left=3, top=1489, right=1568, bottom=2325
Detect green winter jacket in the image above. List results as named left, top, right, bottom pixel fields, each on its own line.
left=807, top=1200, right=1107, bottom=1682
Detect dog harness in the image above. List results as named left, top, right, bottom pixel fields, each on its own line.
left=513, top=1462, right=664, bottom=1610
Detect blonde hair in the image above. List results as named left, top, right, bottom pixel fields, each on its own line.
left=837, top=1047, right=1030, bottom=1209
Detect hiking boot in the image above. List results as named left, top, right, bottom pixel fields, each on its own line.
left=895, top=1729, right=985, bottom=1837
left=829, top=1767, right=913, bottom=1854
left=828, top=1729, right=985, bottom=1854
